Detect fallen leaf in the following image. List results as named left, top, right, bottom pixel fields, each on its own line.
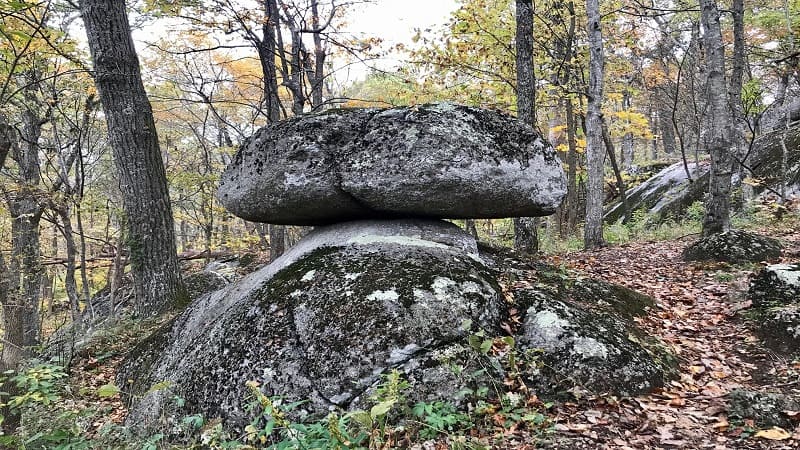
left=754, top=427, right=791, bottom=440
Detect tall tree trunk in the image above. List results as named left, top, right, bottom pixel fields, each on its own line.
left=659, top=103, right=677, bottom=155
left=729, top=0, right=747, bottom=202
left=0, top=106, right=44, bottom=432
left=81, top=0, right=186, bottom=315
left=564, top=97, right=579, bottom=234
left=513, top=0, right=539, bottom=255
left=602, top=119, right=631, bottom=222
left=258, top=0, right=287, bottom=260
left=584, top=0, right=606, bottom=249
left=621, top=90, right=634, bottom=169
left=700, top=0, right=734, bottom=236
left=54, top=204, right=84, bottom=325
left=309, top=0, right=326, bottom=110
left=269, top=224, right=285, bottom=262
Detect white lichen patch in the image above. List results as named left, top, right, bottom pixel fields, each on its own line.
left=329, top=392, right=352, bottom=405
left=769, top=264, right=800, bottom=285
left=572, top=336, right=609, bottom=359
left=283, top=172, right=309, bottom=187
left=366, top=289, right=400, bottom=302
left=344, top=272, right=362, bottom=280
left=348, top=234, right=451, bottom=250
left=460, top=281, right=482, bottom=294
left=301, top=270, right=316, bottom=282
left=432, top=277, right=458, bottom=301
left=289, top=290, right=303, bottom=298
left=530, top=310, right=570, bottom=341
left=386, top=343, right=421, bottom=364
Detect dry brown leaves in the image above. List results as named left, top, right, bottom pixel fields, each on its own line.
left=534, top=226, right=800, bottom=449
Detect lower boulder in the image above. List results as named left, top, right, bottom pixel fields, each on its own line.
left=682, top=230, right=782, bottom=263
left=748, top=263, right=800, bottom=308
left=755, top=305, right=800, bottom=356
left=515, top=288, right=669, bottom=397
left=119, top=220, right=504, bottom=431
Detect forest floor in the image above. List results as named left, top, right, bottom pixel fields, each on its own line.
left=530, top=220, right=800, bottom=449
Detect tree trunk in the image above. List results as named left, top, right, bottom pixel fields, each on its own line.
left=659, top=103, right=677, bottom=155
left=309, top=0, right=326, bottom=110
left=513, top=0, right=539, bottom=255
left=81, top=0, right=186, bottom=315
left=565, top=97, right=579, bottom=234
left=621, top=90, right=634, bottom=169
left=602, top=119, right=631, bottom=222
left=584, top=0, right=606, bottom=249
left=700, top=0, right=734, bottom=236
left=54, top=204, right=84, bottom=325
left=269, top=224, right=285, bottom=263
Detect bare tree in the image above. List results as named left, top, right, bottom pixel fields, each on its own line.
left=81, top=0, right=187, bottom=315
left=513, top=0, right=539, bottom=254
left=699, top=0, right=734, bottom=235
left=584, top=0, right=606, bottom=248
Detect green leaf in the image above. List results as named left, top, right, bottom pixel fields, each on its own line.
left=96, top=384, right=120, bottom=398
left=370, top=399, right=396, bottom=419
left=146, top=380, right=172, bottom=393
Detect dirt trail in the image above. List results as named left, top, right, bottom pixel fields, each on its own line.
left=540, top=228, right=800, bottom=449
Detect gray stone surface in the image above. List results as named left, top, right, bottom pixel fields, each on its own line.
left=119, top=219, right=504, bottom=431
left=515, top=288, right=669, bottom=397
left=605, top=122, right=800, bottom=224
left=218, top=103, right=566, bottom=225
left=605, top=161, right=709, bottom=224
left=728, top=389, right=800, bottom=428
left=756, top=305, right=800, bottom=356
left=682, top=230, right=783, bottom=263
left=748, top=263, right=800, bottom=308
left=119, top=221, right=673, bottom=433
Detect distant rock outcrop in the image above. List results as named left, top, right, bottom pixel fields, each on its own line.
left=218, top=103, right=566, bottom=225
left=605, top=123, right=800, bottom=224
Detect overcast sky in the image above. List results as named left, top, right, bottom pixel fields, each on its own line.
left=335, top=0, right=458, bottom=81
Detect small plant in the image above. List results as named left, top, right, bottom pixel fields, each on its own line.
left=411, top=400, right=470, bottom=439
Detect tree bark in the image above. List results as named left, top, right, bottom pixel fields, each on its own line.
left=584, top=0, right=606, bottom=249
left=700, top=0, right=734, bottom=236
left=602, top=118, right=631, bottom=223
left=729, top=0, right=748, bottom=202
left=81, top=0, right=186, bottom=315
left=513, top=0, right=539, bottom=254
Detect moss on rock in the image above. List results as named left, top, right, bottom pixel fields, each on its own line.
left=682, top=230, right=782, bottom=263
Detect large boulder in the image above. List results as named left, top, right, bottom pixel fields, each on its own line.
left=119, top=220, right=505, bottom=431
left=748, top=263, right=800, bottom=308
left=743, top=263, right=800, bottom=356
left=757, top=305, right=800, bottom=356
left=118, top=220, right=675, bottom=434
left=605, top=161, right=710, bottom=224
left=515, top=288, right=670, bottom=397
left=682, top=230, right=782, bottom=263
left=218, top=103, right=566, bottom=225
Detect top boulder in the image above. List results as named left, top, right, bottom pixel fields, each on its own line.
left=218, top=102, right=566, bottom=225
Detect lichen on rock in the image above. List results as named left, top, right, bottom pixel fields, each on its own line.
left=217, top=102, right=566, bottom=225
left=682, top=230, right=782, bottom=263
